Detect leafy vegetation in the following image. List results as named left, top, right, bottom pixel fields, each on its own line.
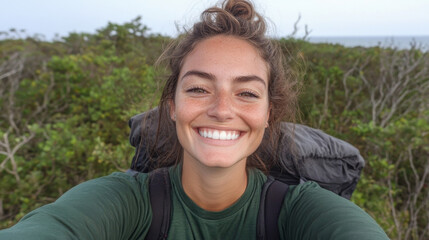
left=1, top=17, right=428, bottom=239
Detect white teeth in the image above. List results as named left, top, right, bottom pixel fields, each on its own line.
left=226, top=132, right=232, bottom=140
left=212, top=130, right=219, bottom=139
left=219, top=131, right=227, bottom=140
left=198, top=129, right=240, bottom=141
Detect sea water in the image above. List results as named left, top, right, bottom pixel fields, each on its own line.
left=308, top=36, right=429, bottom=51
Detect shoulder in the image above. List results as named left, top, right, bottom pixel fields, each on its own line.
left=58, top=172, right=150, bottom=201
left=284, top=181, right=345, bottom=207
left=279, top=181, right=389, bottom=239
left=284, top=181, right=372, bottom=221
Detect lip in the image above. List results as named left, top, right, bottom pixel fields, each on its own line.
left=195, top=125, right=243, bottom=131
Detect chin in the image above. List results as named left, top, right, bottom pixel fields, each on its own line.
left=195, top=153, right=247, bottom=169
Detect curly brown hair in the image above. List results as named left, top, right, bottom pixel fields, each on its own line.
left=145, top=0, right=298, bottom=172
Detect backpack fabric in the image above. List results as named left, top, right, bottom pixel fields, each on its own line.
left=128, top=108, right=365, bottom=199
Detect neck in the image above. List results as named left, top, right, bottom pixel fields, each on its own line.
left=181, top=159, right=248, bottom=212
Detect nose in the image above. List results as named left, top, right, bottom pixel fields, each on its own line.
left=207, top=91, right=234, bottom=121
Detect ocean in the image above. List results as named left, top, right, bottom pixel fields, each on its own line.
left=307, top=36, right=429, bottom=51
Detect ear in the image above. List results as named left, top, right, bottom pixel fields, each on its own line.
left=169, top=99, right=176, bottom=121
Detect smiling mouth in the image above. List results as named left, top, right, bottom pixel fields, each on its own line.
left=198, top=128, right=241, bottom=140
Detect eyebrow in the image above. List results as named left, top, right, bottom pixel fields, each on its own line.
left=181, top=70, right=267, bottom=88
left=181, top=70, right=215, bottom=81
left=234, top=75, right=267, bottom=88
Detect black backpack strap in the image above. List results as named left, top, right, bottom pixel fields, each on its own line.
left=145, top=168, right=171, bottom=240
left=257, top=176, right=289, bottom=240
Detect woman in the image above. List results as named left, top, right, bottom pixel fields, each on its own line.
left=0, top=0, right=388, bottom=239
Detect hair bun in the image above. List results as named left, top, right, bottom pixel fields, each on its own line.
left=224, top=0, right=255, bottom=21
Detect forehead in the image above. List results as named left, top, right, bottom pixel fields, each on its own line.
left=179, top=35, right=269, bottom=83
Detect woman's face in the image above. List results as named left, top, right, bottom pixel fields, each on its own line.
left=170, top=35, right=270, bottom=169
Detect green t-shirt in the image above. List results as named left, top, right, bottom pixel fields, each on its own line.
left=0, top=166, right=388, bottom=239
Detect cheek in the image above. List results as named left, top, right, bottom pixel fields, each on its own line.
left=240, top=103, right=270, bottom=125
left=174, top=98, right=213, bottom=132
left=175, top=97, right=208, bottom=118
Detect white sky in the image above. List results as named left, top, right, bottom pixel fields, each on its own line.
left=1, top=0, right=428, bottom=40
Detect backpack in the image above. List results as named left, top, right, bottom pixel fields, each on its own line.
left=127, top=108, right=365, bottom=239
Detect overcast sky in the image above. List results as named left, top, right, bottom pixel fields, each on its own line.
left=1, top=0, right=428, bottom=40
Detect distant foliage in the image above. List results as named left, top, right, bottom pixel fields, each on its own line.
left=0, top=17, right=166, bottom=227
left=1, top=18, right=428, bottom=239
left=283, top=39, right=429, bottom=240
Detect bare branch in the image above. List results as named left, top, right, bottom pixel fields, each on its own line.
left=318, top=77, right=330, bottom=127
